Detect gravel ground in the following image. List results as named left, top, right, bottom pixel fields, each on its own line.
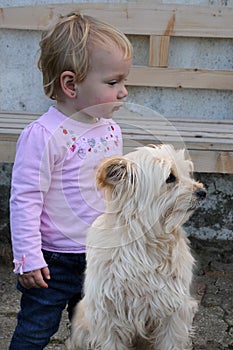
left=0, top=237, right=232, bottom=350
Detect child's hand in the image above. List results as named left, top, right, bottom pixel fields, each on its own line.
left=18, top=267, right=51, bottom=289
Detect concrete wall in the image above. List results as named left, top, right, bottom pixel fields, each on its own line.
left=1, top=0, right=233, bottom=119
left=0, top=0, right=233, bottom=248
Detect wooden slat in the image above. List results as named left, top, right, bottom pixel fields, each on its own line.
left=121, top=134, right=233, bottom=151
left=154, top=118, right=233, bottom=126
left=149, top=35, right=170, bottom=67
left=0, top=122, right=33, bottom=128
left=127, top=67, right=233, bottom=90
left=1, top=133, right=233, bottom=173
left=0, top=111, right=40, bottom=119
left=115, top=115, right=233, bottom=130
left=118, top=118, right=233, bottom=136
left=122, top=140, right=233, bottom=174
left=1, top=115, right=232, bottom=137
left=1, top=120, right=232, bottom=135
left=121, top=126, right=233, bottom=142
left=190, top=150, right=233, bottom=173
left=1, top=3, right=233, bottom=38
left=0, top=124, right=232, bottom=150
left=1, top=112, right=232, bottom=147
left=1, top=126, right=231, bottom=150
left=0, top=141, right=17, bottom=163
left=0, top=113, right=232, bottom=172
left=2, top=112, right=233, bottom=126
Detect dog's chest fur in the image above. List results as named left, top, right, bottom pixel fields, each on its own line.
left=86, top=224, right=194, bottom=328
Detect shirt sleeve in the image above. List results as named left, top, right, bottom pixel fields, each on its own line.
left=10, top=122, right=53, bottom=273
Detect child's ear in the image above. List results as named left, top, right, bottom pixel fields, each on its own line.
left=96, top=156, right=129, bottom=189
left=60, top=71, right=77, bottom=98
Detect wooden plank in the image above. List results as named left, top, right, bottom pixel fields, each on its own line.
left=0, top=131, right=21, bottom=142
left=1, top=111, right=232, bottom=130
left=118, top=119, right=233, bottom=137
left=1, top=122, right=232, bottom=138
left=0, top=141, right=17, bottom=163
left=120, top=128, right=233, bottom=143
left=116, top=113, right=233, bottom=125
left=189, top=150, right=233, bottom=173
left=0, top=123, right=31, bottom=128
left=1, top=3, right=233, bottom=38
left=115, top=116, right=233, bottom=133
left=115, top=109, right=233, bottom=123
left=1, top=112, right=232, bottom=143
left=1, top=111, right=233, bottom=126
left=121, top=134, right=233, bottom=152
left=0, top=110, right=233, bottom=172
left=1, top=118, right=232, bottom=143
left=149, top=35, right=170, bottom=67
left=122, top=141, right=233, bottom=174
left=127, top=67, right=233, bottom=90
left=117, top=121, right=233, bottom=134
left=1, top=135, right=233, bottom=173
left=115, top=114, right=233, bottom=126
left=0, top=112, right=40, bottom=119
left=1, top=126, right=232, bottom=150
left=156, top=118, right=233, bottom=127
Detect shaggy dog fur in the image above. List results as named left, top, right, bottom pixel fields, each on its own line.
left=67, top=144, right=206, bottom=350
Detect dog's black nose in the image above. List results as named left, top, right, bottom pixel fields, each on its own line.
left=195, top=188, right=207, bottom=200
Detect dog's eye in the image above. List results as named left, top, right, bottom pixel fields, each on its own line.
left=166, top=173, right=176, bottom=184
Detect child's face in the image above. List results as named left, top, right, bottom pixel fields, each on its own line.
left=75, top=44, right=132, bottom=118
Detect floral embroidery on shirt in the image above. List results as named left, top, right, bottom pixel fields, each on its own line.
left=60, top=123, right=120, bottom=159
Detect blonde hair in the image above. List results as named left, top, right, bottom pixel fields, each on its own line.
left=38, top=12, right=133, bottom=99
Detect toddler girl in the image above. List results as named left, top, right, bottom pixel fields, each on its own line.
left=10, top=12, right=132, bottom=349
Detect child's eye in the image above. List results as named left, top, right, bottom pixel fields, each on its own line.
left=108, top=80, right=118, bottom=86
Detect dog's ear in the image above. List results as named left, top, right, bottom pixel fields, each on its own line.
left=96, top=156, right=129, bottom=189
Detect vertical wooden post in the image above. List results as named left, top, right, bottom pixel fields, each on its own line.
left=149, top=35, right=170, bottom=67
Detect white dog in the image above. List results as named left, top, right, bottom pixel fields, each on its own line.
left=67, top=144, right=206, bottom=350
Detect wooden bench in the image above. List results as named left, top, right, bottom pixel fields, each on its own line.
left=0, top=2, right=233, bottom=173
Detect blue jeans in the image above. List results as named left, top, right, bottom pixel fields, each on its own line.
left=9, top=250, right=86, bottom=350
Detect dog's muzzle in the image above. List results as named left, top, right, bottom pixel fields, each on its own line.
left=187, top=188, right=207, bottom=212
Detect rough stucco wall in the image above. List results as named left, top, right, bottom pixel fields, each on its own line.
left=0, top=0, right=232, bottom=242
left=184, top=173, right=233, bottom=240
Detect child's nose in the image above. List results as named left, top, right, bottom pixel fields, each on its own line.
left=118, top=85, right=128, bottom=99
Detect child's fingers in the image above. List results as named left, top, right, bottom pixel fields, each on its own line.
left=18, top=269, right=49, bottom=289
left=41, top=266, right=51, bottom=281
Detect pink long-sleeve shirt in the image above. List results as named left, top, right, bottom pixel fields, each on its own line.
left=10, top=106, right=122, bottom=273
